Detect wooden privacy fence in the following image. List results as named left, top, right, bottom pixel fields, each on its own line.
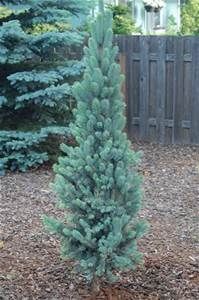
left=115, top=36, right=199, bottom=144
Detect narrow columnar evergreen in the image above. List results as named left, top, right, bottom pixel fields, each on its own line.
left=44, top=0, right=147, bottom=285
left=0, top=0, right=91, bottom=174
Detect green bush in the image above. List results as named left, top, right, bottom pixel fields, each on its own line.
left=165, top=15, right=178, bottom=35
left=107, top=4, right=142, bottom=35
left=181, top=0, right=199, bottom=35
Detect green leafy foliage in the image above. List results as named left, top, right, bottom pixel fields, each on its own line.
left=0, top=5, right=11, bottom=18
left=44, top=1, right=148, bottom=285
left=181, top=0, right=199, bottom=35
left=0, top=0, right=91, bottom=174
left=107, top=4, right=141, bottom=35
left=26, top=22, right=71, bottom=35
left=165, top=15, right=178, bottom=35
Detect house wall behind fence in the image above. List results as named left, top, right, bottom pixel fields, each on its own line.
left=115, top=35, right=199, bottom=144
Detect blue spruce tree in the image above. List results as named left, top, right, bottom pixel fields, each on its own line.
left=44, top=0, right=147, bottom=294
left=0, top=0, right=91, bottom=174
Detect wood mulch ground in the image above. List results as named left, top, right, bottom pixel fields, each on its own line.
left=0, top=143, right=198, bottom=300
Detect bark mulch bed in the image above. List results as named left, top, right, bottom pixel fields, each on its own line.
left=0, top=143, right=198, bottom=299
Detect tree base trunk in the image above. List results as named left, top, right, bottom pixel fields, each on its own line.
left=103, top=287, right=120, bottom=300
left=90, top=279, right=120, bottom=300
left=90, top=277, right=100, bottom=300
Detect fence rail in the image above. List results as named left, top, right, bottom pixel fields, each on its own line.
left=115, top=36, right=199, bottom=144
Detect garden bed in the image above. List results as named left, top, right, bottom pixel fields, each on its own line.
left=0, top=143, right=198, bottom=299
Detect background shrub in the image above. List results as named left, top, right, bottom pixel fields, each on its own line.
left=181, top=0, right=199, bottom=35
left=107, top=4, right=142, bottom=35
left=0, top=0, right=91, bottom=174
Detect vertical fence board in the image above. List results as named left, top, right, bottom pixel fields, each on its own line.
left=156, top=37, right=166, bottom=144
left=126, top=36, right=134, bottom=139
left=174, top=38, right=184, bottom=143
left=139, top=37, right=149, bottom=140
left=171, top=37, right=177, bottom=144
left=182, top=37, right=192, bottom=144
left=165, top=37, right=174, bottom=144
left=131, top=36, right=140, bottom=140
left=191, top=38, right=199, bottom=144
left=148, top=59, right=157, bottom=141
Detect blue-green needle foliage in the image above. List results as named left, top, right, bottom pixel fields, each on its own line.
left=44, top=3, right=147, bottom=282
left=0, top=0, right=91, bottom=175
